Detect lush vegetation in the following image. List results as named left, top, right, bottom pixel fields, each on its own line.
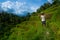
left=0, top=11, right=31, bottom=40
left=0, top=0, right=60, bottom=40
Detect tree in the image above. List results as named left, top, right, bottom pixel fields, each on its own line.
left=52, top=0, right=60, bottom=5
left=37, top=2, right=51, bottom=13
left=44, top=2, right=51, bottom=9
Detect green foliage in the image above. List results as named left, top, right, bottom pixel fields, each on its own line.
left=52, top=0, right=60, bottom=5
left=37, top=2, right=51, bottom=13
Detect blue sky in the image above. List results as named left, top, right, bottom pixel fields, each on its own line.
left=0, top=0, right=52, bottom=15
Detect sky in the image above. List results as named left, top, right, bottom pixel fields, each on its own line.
left=0, top=0, right=52, bottom=16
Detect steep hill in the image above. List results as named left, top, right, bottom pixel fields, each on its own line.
left=6, top=5, right=60, bottom=40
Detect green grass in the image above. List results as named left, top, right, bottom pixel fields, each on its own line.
left=8, top=21, right=43, bottom=40
left=7, top=5, right=60, bottom=40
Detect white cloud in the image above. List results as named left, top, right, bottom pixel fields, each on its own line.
left=30, top=6, right=38, bottom=12
left=0, top=1, right=38, bottom=15
left=47, top=0, right=52, bottom=3
left=48, top=0, right=50, bottom=2
left=1, top=1, right=13, bottom=9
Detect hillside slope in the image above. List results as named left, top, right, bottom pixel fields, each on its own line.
left=7, top=5, right=60, bottom=40
left=0, top=12, right=24, bottom=40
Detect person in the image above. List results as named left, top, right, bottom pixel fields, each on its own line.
left=40, top=12, right=46, bottom=27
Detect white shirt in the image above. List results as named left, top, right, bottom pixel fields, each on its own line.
left=41, top=15, right=45, bottom=21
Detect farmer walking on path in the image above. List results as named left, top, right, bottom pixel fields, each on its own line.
left=40, top=12, right=46, bottom=27
left=40, top=12, right=50, bottom=40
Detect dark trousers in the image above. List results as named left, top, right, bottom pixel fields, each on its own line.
left=42, top=21, right=46, bottom=26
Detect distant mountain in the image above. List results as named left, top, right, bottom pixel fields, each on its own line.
left=7, top=8, right=14, bottom=13
left=0, top=6, right=3, bottom=13
left=17, top=11, right=29, bottom=16
left=0, top=8, right=29, bottom=16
